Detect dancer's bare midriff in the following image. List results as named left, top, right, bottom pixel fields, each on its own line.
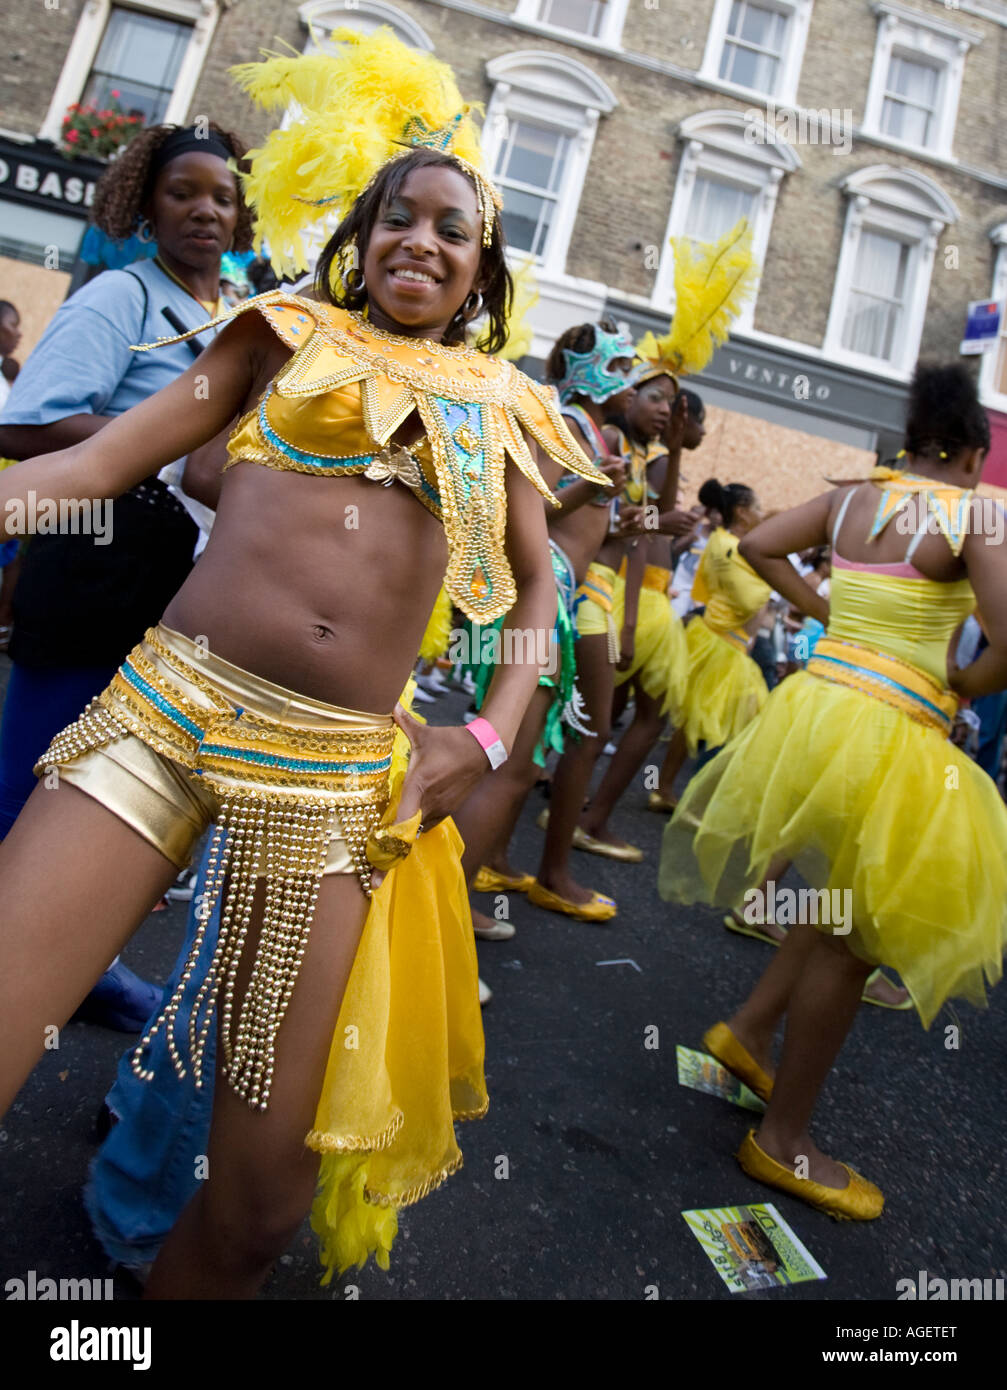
left=163, top=455, right=449, bottom=715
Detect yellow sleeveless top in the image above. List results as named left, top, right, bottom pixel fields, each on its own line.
left=691, top=526, right=771, bottom=634
left=827, top=472, right=976, bottom=686
left=133, top=291, right=607, bottom=624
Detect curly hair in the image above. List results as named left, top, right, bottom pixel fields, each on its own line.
left=904, top=361, right=990, bottom=463
left=314, top=148, right=513, bottom=354
left=90, top=123, right=254, bottom=250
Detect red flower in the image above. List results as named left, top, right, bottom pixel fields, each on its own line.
left=90, top=127, right=99, bottom=137
left=110, top=89, right=120, bottom=98
left=66, top=129, right=79, bottom=143
left=129, top=116, right=140, bottom=123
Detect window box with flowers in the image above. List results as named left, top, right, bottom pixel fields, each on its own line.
left=61, top=92, right=144, bottom=161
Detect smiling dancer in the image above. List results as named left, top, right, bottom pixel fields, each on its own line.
left=0, top=29, right=609, bottom=1295
left=661, top=364, right=1007, bottom=1219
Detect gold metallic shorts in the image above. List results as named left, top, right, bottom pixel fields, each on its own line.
left=38, top=624, right=397, bottom=1109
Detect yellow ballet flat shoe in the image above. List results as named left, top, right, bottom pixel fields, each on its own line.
left=472, top=866, right=535, bottom=894
left=702, top=1022, right=775, bottom=1102
left=647, top=790, right=677, bottom=814
left=536, top=808, right=550, bottom=830
left=571, top=827, right=644, bottom=863
left=527, top=880, right=617, bottom=922
left=736, top=1130, right=885, bottom=1221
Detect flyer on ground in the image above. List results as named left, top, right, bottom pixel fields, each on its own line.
left=676, top=1044, right=766, bottom=1112
left=683, top=1203, right=827, bottom=1293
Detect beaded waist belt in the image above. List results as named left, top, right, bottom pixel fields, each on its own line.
left=575, top=563, right=619, bottom=664
left=641, top=565, right=671, bottom=595
left=700, top=614, right=750, bottom=652
left=807, top=636, right=957, bottom=737
left=575, top=562, right=615, bottom=613
left=40, top=626, right=396, bottom=1111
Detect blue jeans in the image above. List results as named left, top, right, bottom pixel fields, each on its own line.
left=974, top=689, right=1007, bottom=786
left=84, top=841, right=218, bottom=1266
left=0, top=661, right=118, bottom=838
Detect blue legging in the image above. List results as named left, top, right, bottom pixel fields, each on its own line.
left=0, top=661, right=118, bottom=839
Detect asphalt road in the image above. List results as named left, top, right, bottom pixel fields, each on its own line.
left=2, top=658, right=1005, bottom=1305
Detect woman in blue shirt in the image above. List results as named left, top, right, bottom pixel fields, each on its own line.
left=0, top=121, right=252, bottom=1027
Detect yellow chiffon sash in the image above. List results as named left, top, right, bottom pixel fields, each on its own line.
left=308, top=815, right=488, bottom=1280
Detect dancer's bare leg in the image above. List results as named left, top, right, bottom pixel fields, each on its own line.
left=0, top=782, right=180, bottom=1116
left=658, top=727, right=688, bottom=801
left=725, top=919, right=820, bottom=1073
left=725, top=856, right=790, bottom=946
left=145, top=872, right=370, bottom=1299
left=536, top=633, right=612, bottom=905
left=455, top=686, right=552, bottom=883
left=754, top=928, right=874, bottom=1188
left=581, top=684, right=665, bottom=846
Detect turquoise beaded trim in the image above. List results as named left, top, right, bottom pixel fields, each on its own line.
left=121, top=661, right=205, bottom=741
left=198, top=744, right=393, bottom=776
left=808, top=653, right=952, bottom=732
left=258, top=396, right=375, bottom=472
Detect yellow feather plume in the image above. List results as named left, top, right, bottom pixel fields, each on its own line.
left=230, top=27, right=490, bottom=279
left=637, top=218, right=760, bottom=380
left=478, top=254, right=540, bottom=361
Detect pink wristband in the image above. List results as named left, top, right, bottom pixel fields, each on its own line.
left=467, top=717, right=509, bottom=770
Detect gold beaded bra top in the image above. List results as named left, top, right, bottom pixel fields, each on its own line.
left=135, top=291, right=607, bottom=623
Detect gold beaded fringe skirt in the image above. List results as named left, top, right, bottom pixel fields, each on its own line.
left=37, top=623, right=396, bottom=1110
left=37, top=624, right=488, bottom=1278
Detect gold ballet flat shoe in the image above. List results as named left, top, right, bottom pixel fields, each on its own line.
left=571, top=826, right=644, bottom=863
left=702, top=1021, right=774, bottom=1102
left=472, top=865, right=535, bottom=894
left=536, top=807, right=550, bottom=830
left=527, top=880, right=617, bottom=922
left=473, top=917, right=517, bottom=941
left=736, top=1129, right=885, bottom=1221
left=647, top=790, right=677, bottom=814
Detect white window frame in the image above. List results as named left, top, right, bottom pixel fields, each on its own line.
left=651, top=110, right=800, bottom=333
left=298, top=0, right=434, bottom=52
left=862, top=2, right=981, bottom=160
left=513, top=0, right=631, bottom=51
left=699, top=0, right=813, bottom=106
left=823, top=165, right=958, bottom=377
left=39, top=0, right=220, bottom=143
left=978, top=223, right=1007, bottom=414
left=482, top=51, right=616, bottom=283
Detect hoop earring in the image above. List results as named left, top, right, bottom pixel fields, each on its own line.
left=136, top=217, right=156, bottom=245
left=342, top=266, right=366, bottom=293
left=464, top=290, right=484, bottom=320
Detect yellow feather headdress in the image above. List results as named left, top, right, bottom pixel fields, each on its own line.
left=635, top=218, right=760, bottom=386
left=230, top=27, right=502, bottom=279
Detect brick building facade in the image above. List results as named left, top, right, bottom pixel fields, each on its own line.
left=2, top=0, right=1006, bottom=500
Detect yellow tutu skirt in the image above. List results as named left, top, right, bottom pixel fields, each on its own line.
left=660, top=670, right=1007, bottom=1027
left=614, top=585, right=689, bottom=722
left=678, top=617, right=768, bottom=753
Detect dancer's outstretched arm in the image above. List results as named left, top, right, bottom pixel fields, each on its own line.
left=0, top=314, right=275, bottom=535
